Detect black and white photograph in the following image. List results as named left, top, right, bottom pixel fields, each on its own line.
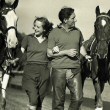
left=0, top=0, right=110, bottom=110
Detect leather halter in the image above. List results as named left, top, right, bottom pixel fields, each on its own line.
left=0, top=7, right=17, bottom=35
left=96, top=14, right=110, bottom=20
left=0, top=7, right=17, bottom=59
left=5, top=26, right=17, bottom=34
left=95, top=14, right=110, bottom=42
left=0, top=7, right=13, bottom=15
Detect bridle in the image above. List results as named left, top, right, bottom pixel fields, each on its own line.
left=94, top=14, right=110, bottom=59
left=0, top=7, right=17, bottom=61
left=96, top=14, right=110, bottom=20
left=0, top=7, right=17, bottom=35
left=5, top=26, right=17, bottom=35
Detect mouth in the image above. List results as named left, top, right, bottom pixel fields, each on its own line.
left=35, top=30, right=39, bottom=33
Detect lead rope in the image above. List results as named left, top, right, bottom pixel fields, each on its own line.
left=3, top=39, right=14, bottom=77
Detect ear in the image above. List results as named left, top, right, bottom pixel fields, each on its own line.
left=0, top=0, right=5, bottom=9
left=64, top=19, right=68, bottom=23
left=96, top=6, right=100, bottom=17
left=11, top=0, right=19, bottom=9
left=107, top=10, right=110, bottom=16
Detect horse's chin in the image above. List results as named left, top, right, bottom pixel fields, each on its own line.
left=97, top=53, right=107, bottom=59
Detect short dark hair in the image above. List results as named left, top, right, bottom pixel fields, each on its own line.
left=58, top=7, right=74, bottom=23
left=33, top=17, right=53, bottom=37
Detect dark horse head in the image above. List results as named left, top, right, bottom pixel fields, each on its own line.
left=93, top=6, right=110, bottom=82
left=94, top=6, right=110, bottom=59
left=0, top=0, right=19, bottom=48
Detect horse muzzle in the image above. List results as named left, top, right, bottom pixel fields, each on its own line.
left=7, top=38, right=18, bottom=48
left=97, top=53, right=107, bottom=59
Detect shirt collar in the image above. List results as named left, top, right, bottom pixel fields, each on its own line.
left=57, top=23, right=77, bottom=32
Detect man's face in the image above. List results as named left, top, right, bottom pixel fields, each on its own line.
left=66, top=12, right=77, bottom=28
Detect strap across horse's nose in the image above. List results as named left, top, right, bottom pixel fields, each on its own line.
left=5, top=26, right=17, bottom=34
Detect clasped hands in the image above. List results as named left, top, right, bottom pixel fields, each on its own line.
left=52, top=46, right=78, bottom=57
left=52, top=46, right=92, bottom=61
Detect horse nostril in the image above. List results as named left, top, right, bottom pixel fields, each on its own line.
left=8, top=43, right=11, bottom=48
left=16, top=42, right=18, bottom=46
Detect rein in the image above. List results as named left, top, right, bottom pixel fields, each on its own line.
left=89, top=38, right=109, bottom=59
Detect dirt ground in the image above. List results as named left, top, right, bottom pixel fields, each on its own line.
left=0, top=77, right=110, bottom=110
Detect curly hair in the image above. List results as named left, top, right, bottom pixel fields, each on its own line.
left=33, top=17, right=53, bottom=38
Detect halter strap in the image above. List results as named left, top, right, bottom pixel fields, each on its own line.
left=96, top=15, right=110, bottom=20
left=5, top=26, right=17, bottom=34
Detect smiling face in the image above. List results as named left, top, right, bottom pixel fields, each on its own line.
left=65, top=12, right=77, bottom=28
left=33, top=20, right=44, bottom=37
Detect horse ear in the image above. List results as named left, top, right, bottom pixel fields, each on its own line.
left=11, top=0, right=19, bottom=9
left=0, top=0, right=5, bottom=9
left=107, top=10, right=110, bottom=16
left=96, top=6, right=100, bottom=17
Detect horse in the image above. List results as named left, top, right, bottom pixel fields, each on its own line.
left=82, top=6, right=110, bottom=110
left=0, top=0, right=19, bottom=109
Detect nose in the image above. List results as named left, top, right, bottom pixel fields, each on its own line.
left=74, top=17, right=77, bottom=22
left=33, top=27, right=37, bottom=31
left=74, top=18, right=77, bottom=22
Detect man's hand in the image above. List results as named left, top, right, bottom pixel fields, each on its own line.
left=52, top=46, right=59, bottom=54
left=66, top=49, right=78, bottom=57
left=85, top=55, right=92, bottom=62
left=51, top=47, right=78, bottom=58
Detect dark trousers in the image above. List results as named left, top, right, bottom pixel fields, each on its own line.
left=52, top=68, right=83, bottom=110
left=22, top=64, right=50, bottom=109
left=26, top=80, right=48, bottom=109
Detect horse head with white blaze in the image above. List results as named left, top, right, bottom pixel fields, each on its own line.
left=94, top=6, right=110, bottom=59
left=0, top=0, right=19, bottom=48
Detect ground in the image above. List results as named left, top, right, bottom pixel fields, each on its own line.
left=0, top=76, right=110, bottom=110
